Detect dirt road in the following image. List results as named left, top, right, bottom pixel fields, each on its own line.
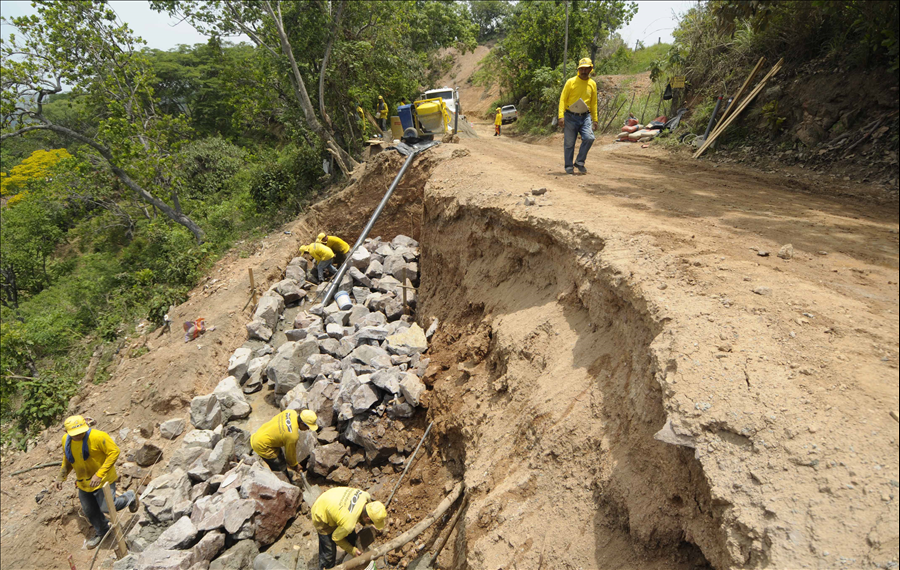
left=1, top=123, right=896, bottom=570
left=417, top=123, right=898, bottom=569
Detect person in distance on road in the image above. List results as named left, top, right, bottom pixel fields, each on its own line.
left=317, top=232, right=350, bottom=268
left=300, top=242, right=337, bottom=283
left=250, top=409, right=318, bottom=478
left=376, top=95, right=389, bottom=137
left=57, top=415, right=138, bottom=549
left=494, top=106, right=502, bottom=136
left=311, top=486, right=387, bottom=570
left=558, top=57, right=599, bottom=175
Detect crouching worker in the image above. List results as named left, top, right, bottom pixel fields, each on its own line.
left=250, top=409, right=318, bottom=480
left=317, top=233, right=350, bottom=268
left=300, top=242, right=336, bottom=283
left=56, top=415, right=137, bottom=549
left=312, top=487, right=387, bottom=569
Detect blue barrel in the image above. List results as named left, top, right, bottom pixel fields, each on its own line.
left=398, top=104, right=414, bottom=131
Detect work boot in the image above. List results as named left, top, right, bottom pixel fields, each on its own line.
left=126, top=490, right=139, bottom=513
left=565, top=168, right=575, bottom=175
left=85, top=533, right=105, bottom=550
left=575, top=164, right=587, bottom=174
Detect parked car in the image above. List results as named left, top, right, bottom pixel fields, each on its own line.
left=500, top=105, right=518, bottom=124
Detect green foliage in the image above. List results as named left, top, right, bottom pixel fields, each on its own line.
left=176, top=137, right=248, bottom=198
left=14, top=374, right=78, bottom=431
left=470, top=0, right=514, bottom=40
left=249, top=145, right=324, bottom=217
left=761, top=100, right=786, bottom=134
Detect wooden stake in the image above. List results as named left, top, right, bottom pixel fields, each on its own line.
left=100, top=483, right=128, bottom=559
left=719, top=56, right=766, bottom=124
left=402, top=266, right=408, bottom=315
left=693, top=59, right=783, bottom=158
left=248, top=268, right=258, bottom=306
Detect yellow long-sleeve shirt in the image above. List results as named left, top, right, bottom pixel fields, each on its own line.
left=58, top=429, right=120, bottom=492
left=377, top=100, right=388, bottom=119
left=322, top=235, right=350, bottom=255
left=311, top=487, right=372, bottom=553
left=558, top=75, right=599, bottom=122
left=494, top=111, right=502, bottom=126
left=250, top=410, right=303, bottom=466
left=307, top=242, right=335, bottom=263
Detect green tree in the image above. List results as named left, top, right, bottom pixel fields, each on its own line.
left=470, top=0, right=514, bottom=40
left=1, top=0, right=206, bottom=242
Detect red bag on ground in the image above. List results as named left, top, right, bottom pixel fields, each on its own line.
left=621, top=125, right=638, bottom=133
left=626, top=118, right=639, bottom=127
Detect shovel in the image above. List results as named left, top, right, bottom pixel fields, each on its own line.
left=284, top=468, right=322, bottom=507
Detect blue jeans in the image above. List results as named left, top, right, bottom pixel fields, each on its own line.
left=563, top=112, right=595, bottom=170
left=317, top=259, right=334, bottom=282
left=78, top=482, right=129, bottom=536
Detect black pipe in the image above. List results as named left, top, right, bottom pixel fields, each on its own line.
left=703, top=95, right=724, bottom=140
left=322, top=147, right=424, bottom=307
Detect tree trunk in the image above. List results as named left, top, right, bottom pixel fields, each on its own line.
left=263, top=1, right=358, bottom=177
left=318, top=0, right=346, bottom=129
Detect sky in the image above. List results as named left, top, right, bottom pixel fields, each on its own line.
left=1, top=0, right=696, bottom=51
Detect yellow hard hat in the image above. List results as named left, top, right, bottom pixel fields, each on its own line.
left=64, top=415, right=90, bottom=436
left=365, top=500, right=387, bottom=530
left=379, top=95, right=384, bottom=100
left=299, top=245, right=310, bottom=254
left=578, top=57, right=593, bottom=69
left=496, top=107, right=501, bottom=111
left=300, top=409, right=319, bottom=432
left=317, top=233, right=327, bottom=243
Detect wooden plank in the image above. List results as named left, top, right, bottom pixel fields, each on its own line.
left=719, top=56, right=766, bottom=124
left=100, top=483, right=128, bottom=559
left=693, top=59, right=783, bottom=158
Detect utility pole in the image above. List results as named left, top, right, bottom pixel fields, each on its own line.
left=563, top=0, right=569, bottom=80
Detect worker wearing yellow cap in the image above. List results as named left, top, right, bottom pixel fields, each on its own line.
left=317, top=233, right=350, bottom=268
left=494, top=107, right=502, bottom=137
left=376, top=96, right=389, bottom=138
left=312, top=486, right=387, bottom=569
left=250, top=409, right=319, bottom=476
left=299, top=242, right=336, bottom=283
left=558, top=57, right=599, bottom=175
left=57, top=415, right=137, bottom=549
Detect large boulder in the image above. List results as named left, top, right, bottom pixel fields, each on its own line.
left=208, top=540, right=259, bottom=570
left=280, top=384, right=309, bottom=412
left=191, top=530, right=225, bottom=565
left=346, top=345, right=392, bottom=374
left=143, top=469, right=192, bottom=524
left=267, top=339, right=319, bottom=395
left=207, top=437, right=234, bottom=476
left=190, top=395, right=223, bottom=430
left=307, top=379, right=339, bottom=427
left=351, top=383, right=381, bottom=415
left=246, top=320, right=274, bottom=342
left=348, top=266, right=372, bottom=288
left=253, top=293, right=285, bottom=330
left=333, top=369, right=362, bottom=422
left=392, top=234, right=419, bottom=248
left=382, top=255, right=409, bottom=282
left=239, top=462, right=301, bottom=545
left=160, top=418, right=186, bottom=440
left=183, top=430, right=220, bottom=450
left=213, top=376, right=252, bottom=421
left=300, top=354, right=341, bottom=382
left=272, top=279, right=306, bottom=304
left=152, top=515, right=198, bottom=550
left=133, top=440, right=163, bottom=467
left=370, top=369, right=401, bottom=395
left=364, top=259, right=384, bottom=279
left=224, top=425, right=252, bottom=458
left=384, top=323, right=428, bottom=356
left=133, top=549, right=194, bottom=570
left=227, top=348, right=253, bottom=382
left=309, top=441, right=348, bottom=477
left=399, top=372, right=426, bottom=407
left=349, top=246, right=371, bottom=270
left=166, top=446, right=209, bottom=473
left=284, top=257, right=309, bottom=282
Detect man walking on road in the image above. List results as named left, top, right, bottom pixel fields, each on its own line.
left=311, top=486, right=387, bottom=569
left=250, top=409, right=318, bottom=479
left=558, top=58, right=599, bottom=175
left=57, top=415, right=137, bottom=549
left=317, top=233, right=350, bottom=268
left=300, top=242, right=336, bottom=283
left=494, top=107, right=502, bottom=136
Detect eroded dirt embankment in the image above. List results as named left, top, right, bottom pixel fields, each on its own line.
left=417, top=199, right=717, bottom=569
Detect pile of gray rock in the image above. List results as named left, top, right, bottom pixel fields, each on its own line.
left=115, top=236, right=434, bottom=570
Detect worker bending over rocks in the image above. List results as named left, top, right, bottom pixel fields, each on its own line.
left=250, top=409, right=318, bottom=479
left=57, top=415, right=138, bottom=549
left=312, top=486, right=387, bottom=569
left=300, top=242, right=336, bottom=283
left=317, top=232, right=350, bottom=268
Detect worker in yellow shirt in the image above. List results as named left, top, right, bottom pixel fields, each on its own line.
left=317, top=233, right=350, bottom=267
left=558, top=57, right=599, bottom=175
left=300, top=242, right=336, bottom=283
left=376, top=95, right=389, bottom=137
left=56, top=416, right=137, bottom=549
left=311, top=486, right=387, bottom=569
left=494, top=107, right=502, bottom=137
left=250, top=409, right=318, bottom=476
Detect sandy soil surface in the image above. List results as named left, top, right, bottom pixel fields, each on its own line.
left=1, top=120, right=896, bottom=570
